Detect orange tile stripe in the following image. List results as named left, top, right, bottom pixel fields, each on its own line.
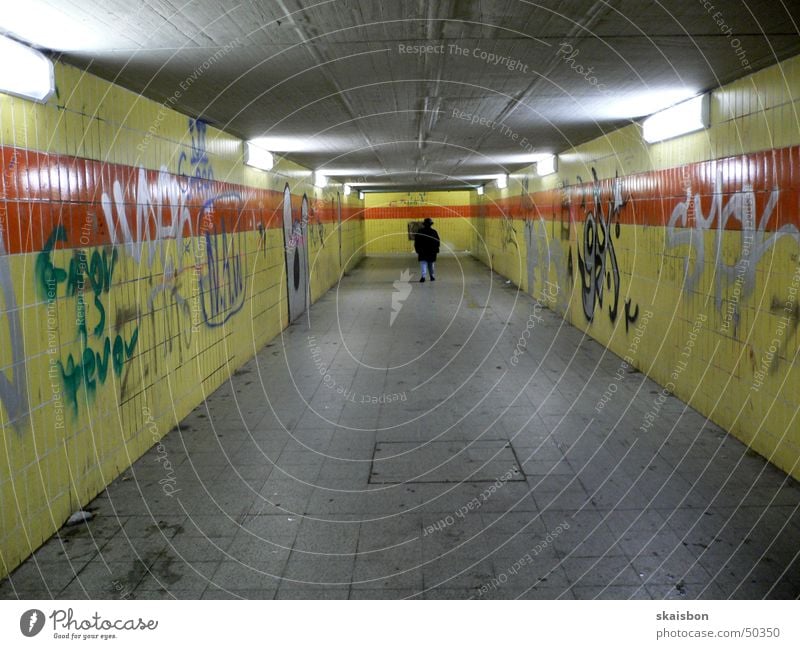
left=484, top=144, right=800, bottom=232
left=4, top=142, right=796, bottom=255
left=0, top=145, right=363, bottom=256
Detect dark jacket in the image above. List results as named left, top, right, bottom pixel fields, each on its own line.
left=414, top=225, right=440, bottom=262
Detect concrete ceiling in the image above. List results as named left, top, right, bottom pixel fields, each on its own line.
left=4, top=1, right=800, bottom=191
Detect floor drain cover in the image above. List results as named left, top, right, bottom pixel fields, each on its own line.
left=369, top=440, right=525, bottom=484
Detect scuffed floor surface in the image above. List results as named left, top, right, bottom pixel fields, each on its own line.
left=2, top=255, right=799, bottom=599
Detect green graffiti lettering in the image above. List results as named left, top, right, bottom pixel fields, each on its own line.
left=82, top=346, right=96, bottom=394
left=67, top=251, right=88, bottom=296
left=112, top=335, right=125, bottom=376
left=104, top=249, right=117, bottom=292
left=67, top=247, right=117, bottom=298
left=77, top=293, right=88, bottom=343
left=58, top=326, right=139, bottom=413
left=58, top=356, right=81, bottom=413
left=125, top=327, right=139, bottom=358
left=37, top=226, right=135, bottom=414
left=93, top=294, right=106, bottom=337
left=35, top=225, right=68, bottom=302
left=89, top=250, right=104, bottom=295
left=95, top=338, right=111, bottom=384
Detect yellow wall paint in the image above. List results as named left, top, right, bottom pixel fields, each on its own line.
left=0, top=60, right=365, bottom=578
left=365, top=218, right=474, bottom=256
left=473, top=54, right=800, bottom=481
left=364, top=190, right=472, bottom=207
left=364, top=191, right=474, bottom=254
left=365, top=218, right=417, bottom=255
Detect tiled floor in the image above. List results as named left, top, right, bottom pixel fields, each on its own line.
left=2, top=255, right=799, bottom=599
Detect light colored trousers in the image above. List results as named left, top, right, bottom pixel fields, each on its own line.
left=420, top=261, right=435, bottom=278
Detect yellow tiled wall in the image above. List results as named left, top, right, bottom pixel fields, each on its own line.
left=364, top=191, right=474, bottom=255
left=474, top=54, right=800, bottom=481
left=0, top=60, right=365, bottom=578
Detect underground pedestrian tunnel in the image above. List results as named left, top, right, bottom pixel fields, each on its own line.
left=0, top=1, right=799, bottom=600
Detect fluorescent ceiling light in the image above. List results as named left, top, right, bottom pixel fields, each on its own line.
left=537, top=155, right=557, bottom=176
left=642, top=94, right=710, bottom=143
left=442, top=174, right=489, bottom=182
left=248, top=136, right=313, bottom=152
left=343, top=184, right=351, bottom=196
left=244, top=141, right=274, bottom=171
left=495, top=174, right=508, bottom=189
left=0, top=0, right=105, bottom=51
left=358, top=191, right=365, bottom=200
left=476, top=185, right=484, bottom=195
left=489, top=152, right=554, bottom=166
left=0, top=35, right=53, bottom=102
left=314, top=171, right=327, bottom=188
left=451, top=173, right=511, bottom=182
left=317, top=167, right=383, bottom=176
left=248, top=135, right=355, bottom=153
left=593, top=87, right=701, bottom=120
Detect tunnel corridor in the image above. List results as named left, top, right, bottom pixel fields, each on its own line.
left=0, top=1, right=799, bottom=622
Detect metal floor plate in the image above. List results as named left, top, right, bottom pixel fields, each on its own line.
left=369, top=439, right=524, bottom=484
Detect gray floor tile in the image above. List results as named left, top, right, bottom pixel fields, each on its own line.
left=275, top=586, right=350, bottom=599
left=350, top=588, right=423, bottom=599
left=201, top=587, right=278, bottom=599
left=571, top=585, right=652, bottom=599
left=282, top=554, right=356, bottom=586
left=292, top=516, right=361, bottom=554
left=210, top=560, right=284, bottom=591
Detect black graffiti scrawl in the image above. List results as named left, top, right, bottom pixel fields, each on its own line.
left=576, top=169, right=638, bottom=330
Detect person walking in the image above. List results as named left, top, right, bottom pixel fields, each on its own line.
left=414, top=217, right=440, bottom=282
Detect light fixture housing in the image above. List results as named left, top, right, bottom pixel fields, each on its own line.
left=495, top=174, right=508, bottom=190
left=0, top=34, right=54, bottom=103
left=642, top=94, right=710, bottom=143
left=343, top=184, right=351, bottom=196
left=0, top=0, right=105, bottom=51
left=537, top=155, right=558, bottom=176
left=476, top=185, right=484, bottom=196
left=314, top=171, right=327, bottom=188
left=244, top=141, right=274, bottom=171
